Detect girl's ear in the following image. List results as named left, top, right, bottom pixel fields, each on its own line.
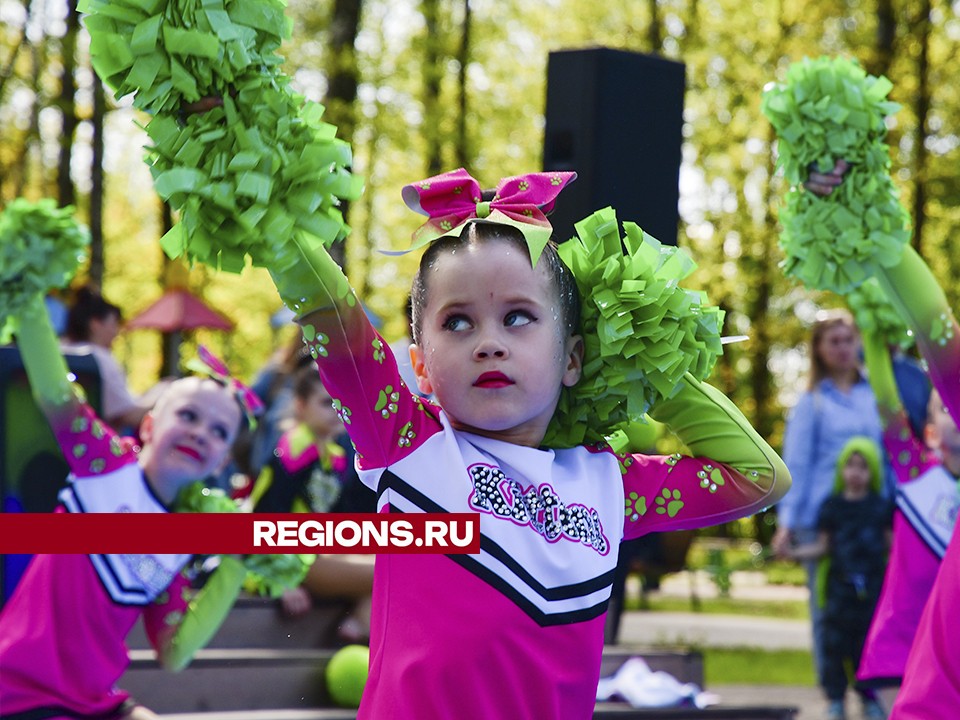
left=562, top=334, right=584, bottom=388
left=409, top=344, right=434, bottom=395
left=139, top=412, right=154, bottom=444
left=924, top=421, right=941, bottom=451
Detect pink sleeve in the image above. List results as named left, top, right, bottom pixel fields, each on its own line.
left=617, top=449, right=779, bottom=541
left=883, top=414, right=939, bottom=484
left=142, top=571, right=192, bottom=651
left=51, top=401, right=137, bottom=478
left=300, top=303, right=443, bottom=470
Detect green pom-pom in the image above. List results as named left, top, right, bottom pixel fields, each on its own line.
left=80, top=0, right=363, bottom=274
left=0, top=199, right=89, bottom=335
left=242, top=552, right=312, bottom=599
left=325, top=644, right=369, bottom=708
left=174, top=481, right=239, bottom=513
left=147, top=86, right=361, bottom=272
left=174, top=481, right=310, bottom=597
left=846, top=277, right=914, bottom=350
left=544, top=207, right=724, bottom=448
left=761, top=56, right=910, bottom=294
left=79, top=0, right=290, bottom=115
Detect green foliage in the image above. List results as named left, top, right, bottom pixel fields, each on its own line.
left=635, top=593, right=809, bottom=621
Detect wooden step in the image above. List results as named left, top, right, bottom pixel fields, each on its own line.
left=123, top=647, right=705, bottom=714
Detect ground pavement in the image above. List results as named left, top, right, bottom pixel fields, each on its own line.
left=613, top=570, right=880, bottom=720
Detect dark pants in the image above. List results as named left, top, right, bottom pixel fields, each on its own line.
left=820, top=581, right=879, bottom=701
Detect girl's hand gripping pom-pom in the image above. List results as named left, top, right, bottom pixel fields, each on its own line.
left=0, top=199, right=89, bottom=339
left=543, top=207, right=724, bottom=449
left=174, top=482, right=311, bottom=597
left=761, top=56, right=910, bottom=294
left=80, top=0, right=363, bottom=278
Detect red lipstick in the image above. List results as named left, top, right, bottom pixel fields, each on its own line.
left=175, top=445, right=202, bottom=461
left=474, top=371, right=513, bottom=388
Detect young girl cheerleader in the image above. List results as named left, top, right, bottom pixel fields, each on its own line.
left=255, top=168, right=791, bottom=719
left=0, top=200, right=289, bottom=720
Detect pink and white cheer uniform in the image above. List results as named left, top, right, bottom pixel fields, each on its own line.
left=294, top=287, right=788, bottom=719
left=0, top=402, right=191, bottom=720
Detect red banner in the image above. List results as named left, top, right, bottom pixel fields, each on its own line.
left=0, top=513, right=481, bottom=554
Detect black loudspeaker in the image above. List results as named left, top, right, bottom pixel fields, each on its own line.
left=0, top=346, right=102, bottom=604
left=543, top=48, right=685, bottom=246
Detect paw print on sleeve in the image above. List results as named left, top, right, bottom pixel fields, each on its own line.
left=301, top=324, right=329, bottom=359
left=655, top=488, right=684, bottom=518
left=625, top=492, right=648, bottom=522
left=332, top=398, right=352, bottom=425
left=375, top=385, right=400, bottom=419
left=931, top=312, right=956, bottom=347
left=371, top=338, right=386, bottom=364
left=397, top=422, right=416, bottom=448
left=664, top=453, right=682, bottom=473
left=697, top=465, right=726, bottom=493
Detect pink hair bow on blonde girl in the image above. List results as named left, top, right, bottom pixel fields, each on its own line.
left=187, top=345, right=265, bottom=429
left=400, top=167, right=577, bottom=264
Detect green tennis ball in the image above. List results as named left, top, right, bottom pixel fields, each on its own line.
left=325, top=644, right=369, bottom=708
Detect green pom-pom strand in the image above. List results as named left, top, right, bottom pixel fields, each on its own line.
left=80, top=0, right=362, bottom=274
left=0, top=199, right=89, bottom=336
left=174, top=481, right=310, bottom=597
left=846, top=277, right=914, bottom=350
left=543, top=207, right=724, bottom=449
left=761, top=56, right=910, bottom=294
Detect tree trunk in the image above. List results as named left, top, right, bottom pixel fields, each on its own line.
left=909, top=0, right=931, bottom=256
left=866, top=0, right=896, bottom=78
left=56, top=0, right=80, bottom=209
left=88, top=75, right=106, bottom=287
left=324, top=0, right=363, bottom=268
left=421, top=0, right=444, bottom=176
left=454, top=0, right=472, bottom=170
left=647, top=0, right=662, bottom=52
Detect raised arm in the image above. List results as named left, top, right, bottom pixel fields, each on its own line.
left=874, top=246, right=960, bottom=425
left=620, top=374, right=790, bottom=539
left=14, top=294, right=77, bottom=422
left=269, top=239, right=441, bottom=470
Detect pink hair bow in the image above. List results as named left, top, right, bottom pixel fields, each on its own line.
left=400, top=168, right=577, bottom=264
left=187, top=345, right=265, bottom=429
